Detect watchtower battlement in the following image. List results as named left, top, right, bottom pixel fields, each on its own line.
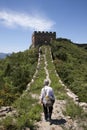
left=32, top=31, right=56, bottom=47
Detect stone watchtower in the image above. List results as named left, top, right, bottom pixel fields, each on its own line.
left=32, top=31, right=56, bottom=47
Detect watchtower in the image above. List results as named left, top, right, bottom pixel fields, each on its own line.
left=32, top=31, right=56, bottom=47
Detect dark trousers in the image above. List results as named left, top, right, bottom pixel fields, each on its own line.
left=43, top=104, right=53, bottom=120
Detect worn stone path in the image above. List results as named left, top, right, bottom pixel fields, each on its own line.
left=35, top=100, right=66, bottom=130
left=0, top=46, right=87, bottom=130
left=36, top=98, right=86, bottom=130
left=35, top=46, right=86, bottom=130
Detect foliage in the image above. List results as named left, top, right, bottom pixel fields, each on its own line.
left=0, top=48, right=38, bottom=106
left=64, top=99, right=83, bottom=119
left=0, top=43, right=87, bottom=129
left=12, top=94, right=41, bottom=129
left=30, top=47, right=46, bottom=94
left=51, top=39, right=87, bottom=102
left=45, top=46, right=67, bottom=99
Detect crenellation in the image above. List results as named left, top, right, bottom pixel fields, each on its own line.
left=32, top=31, right=56, bottom=47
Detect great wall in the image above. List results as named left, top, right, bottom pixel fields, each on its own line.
left=0, top=31, right=87, bottom=130
left=32, top=31, right=56, bottom=47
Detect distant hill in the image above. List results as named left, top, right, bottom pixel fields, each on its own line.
left=0, top=53, right=11, bottom=59
left=76, top=43, right=87, bottom=50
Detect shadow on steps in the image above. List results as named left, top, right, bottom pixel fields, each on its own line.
left=50, top=118, right=66, bottom=125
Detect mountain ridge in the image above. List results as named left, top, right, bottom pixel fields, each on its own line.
left=0, top=52, right=11, bottom=59
left=0, top=38, right=87, bottom=129
left=0, top=45, right=87, bottom=130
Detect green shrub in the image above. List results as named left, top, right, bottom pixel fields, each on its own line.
left=64, top=100, right=83, bottom=119
left=51, top=40, right=87, bottom=102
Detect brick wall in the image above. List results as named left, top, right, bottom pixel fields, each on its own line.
left=32, top=31, right=56, bottom=47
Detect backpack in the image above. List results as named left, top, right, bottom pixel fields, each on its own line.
left=43, top=88, right=54, bottom=107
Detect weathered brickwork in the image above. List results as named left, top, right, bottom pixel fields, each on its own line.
left=32, top=31, right=56, bottom=47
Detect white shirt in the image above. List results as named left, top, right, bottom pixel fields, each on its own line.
left=40, top=85, right=55, bottom=101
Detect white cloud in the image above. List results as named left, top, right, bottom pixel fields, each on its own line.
left=0, top=10, right=55, bottom=31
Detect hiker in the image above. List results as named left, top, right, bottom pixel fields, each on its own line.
left=40, top=79, right=55, bottom=121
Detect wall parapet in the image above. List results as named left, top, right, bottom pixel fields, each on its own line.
left=32, top=31, right=56, bottom=47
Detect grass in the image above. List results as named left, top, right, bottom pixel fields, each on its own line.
left=0, top=45, right=87, bottom=129
left=64, top=99, right=83, bottom=118
left=0, top=48, right=46, bottom=130
left=29, top=47, right=46, bottom=94
left=45, top=46, right=68, bottom=99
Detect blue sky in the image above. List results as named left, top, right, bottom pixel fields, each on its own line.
left=0, top=0, right=87, bottom=53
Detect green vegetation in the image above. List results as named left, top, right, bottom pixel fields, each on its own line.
left=13, top=94, right=41, bottom=130
left=51, top=39, right=87, bottom=102
left=0, top=42, right=87, bottom=129
left=30, top=47, right=46, bottom=94
left=64, top=99, right=84, bottom=119
left=63, top=98, right=87, bottom=129
left=0, top=48, right=38, bottom=106
left=0, top=94, right=41, bottom=130
left=0, top=46, right=46, bottom=129
left=45, top=46, right=67, bottom=100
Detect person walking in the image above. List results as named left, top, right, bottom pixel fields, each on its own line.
left=40, top=79, right=55, bottom=121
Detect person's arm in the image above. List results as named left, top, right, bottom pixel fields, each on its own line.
left=51, top=89, right=55, bottom=101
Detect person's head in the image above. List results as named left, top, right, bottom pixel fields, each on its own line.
left=44, top=79, right=49, bottom=86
